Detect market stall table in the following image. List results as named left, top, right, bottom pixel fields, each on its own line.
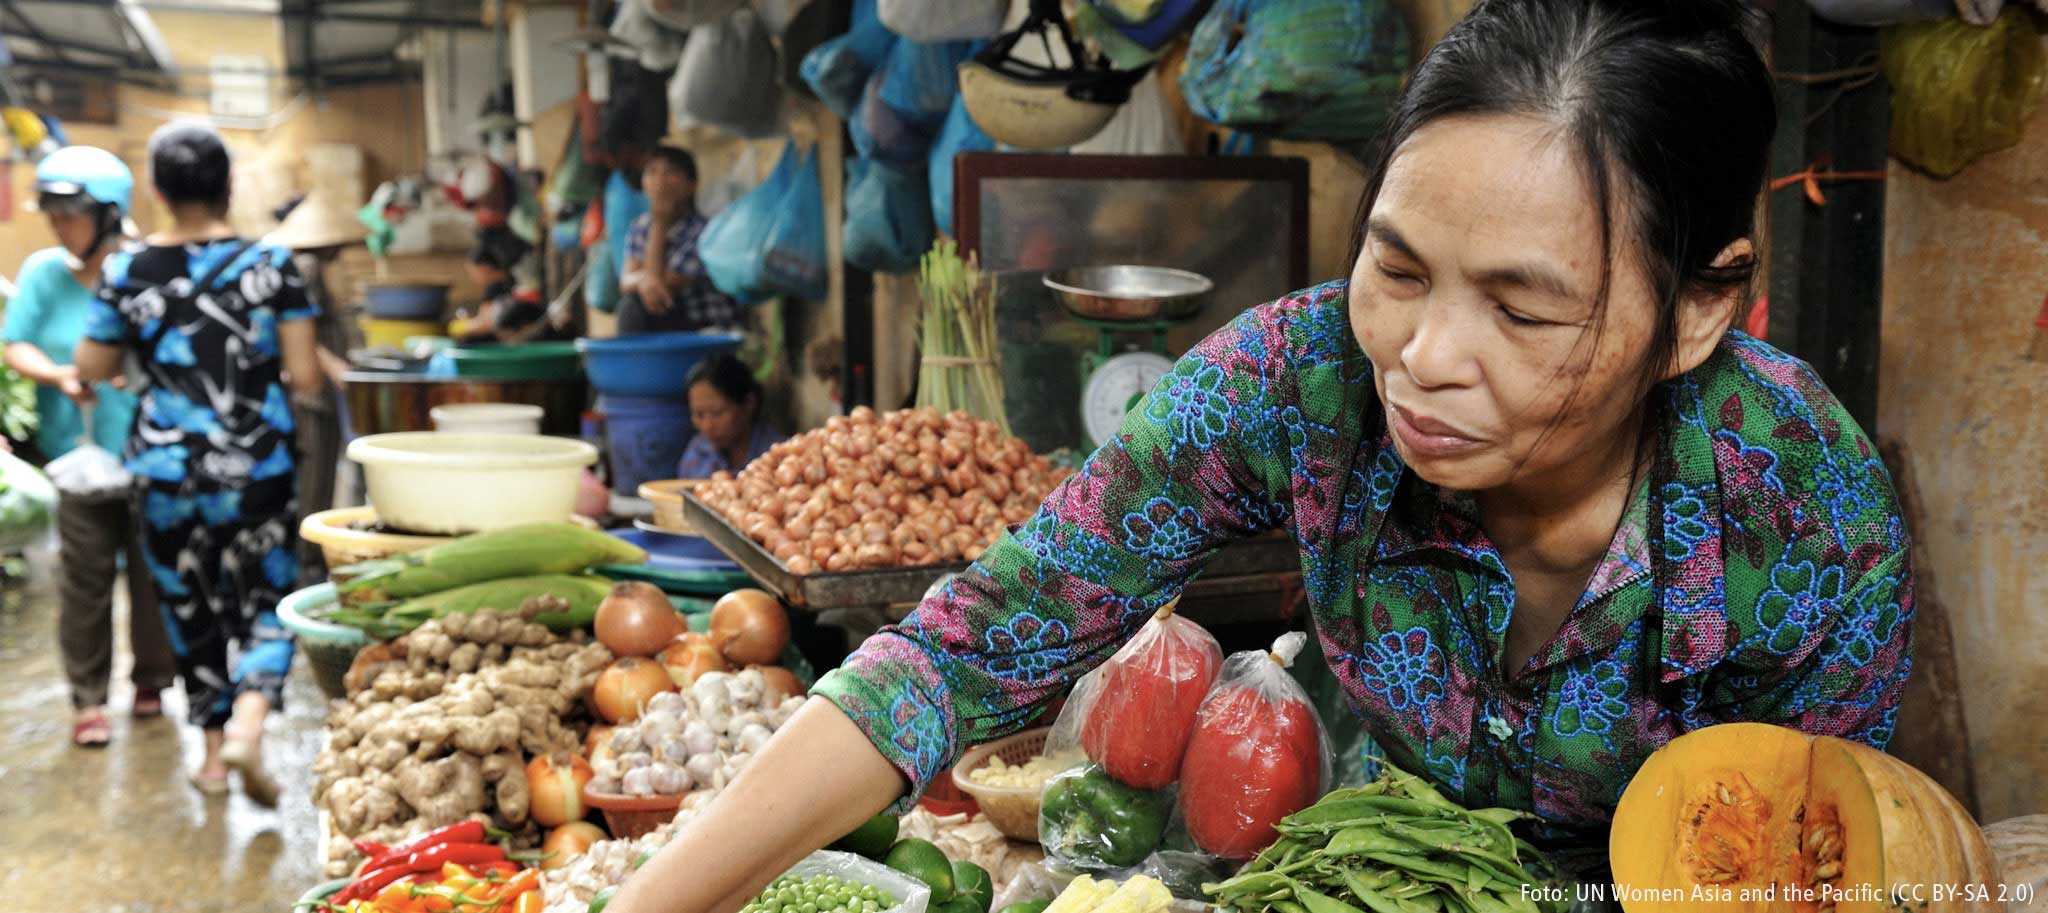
left=680, top=491, right=1304, bottom=626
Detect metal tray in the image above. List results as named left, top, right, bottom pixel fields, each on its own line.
left=681, top=491, right=1299, bottom=611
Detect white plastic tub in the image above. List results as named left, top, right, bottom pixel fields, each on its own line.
left=347, top=432, right=598, bottom=535
left=430, top=403, right=545, bottom=435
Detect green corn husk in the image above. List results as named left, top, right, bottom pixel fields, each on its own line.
left=322, top=574, right=618, bottom=639
left=332, top=522, right=648, bottom=607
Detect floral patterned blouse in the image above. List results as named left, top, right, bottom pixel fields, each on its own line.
left=813, top=282, right=1914, bottom=845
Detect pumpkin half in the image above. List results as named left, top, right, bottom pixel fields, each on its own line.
left=1611, top=723, right=1999, bottom=913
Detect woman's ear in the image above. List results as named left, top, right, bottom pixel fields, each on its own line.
left=1664, top=238, right=1752, bottom=380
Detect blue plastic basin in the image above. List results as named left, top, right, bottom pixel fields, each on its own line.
left=364, top=283, right=450, bottom=321
left=576, top=332, right=744, bottom=398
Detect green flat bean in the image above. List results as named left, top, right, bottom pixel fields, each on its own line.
left=1466, top=808, right=1526, bottom=826
left=1297, top=887, right=1368, bottom=913
left=1284, top=796, right=1460, bottom=826
left=1207, top=872, right=1293, bottom=899
left=1273, top=901, right=1310, bottom=913
left=1327, top=826, right=1429, bottom=857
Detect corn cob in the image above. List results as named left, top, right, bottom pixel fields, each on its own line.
left=382, top=573, right=617, bottom=631
left=1043, top=877, right=1119, bottom=913
left=333, top=523, right=647, bottom=606
left=1093, top=876, right=1173, bottom=913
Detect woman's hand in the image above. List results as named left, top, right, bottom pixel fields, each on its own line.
left=606, top=698, right=905, bottom=913
left=56, top=368, right=97, bottom=408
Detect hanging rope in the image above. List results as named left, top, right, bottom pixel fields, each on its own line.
left=1770, top=162, right=1887, bottom=206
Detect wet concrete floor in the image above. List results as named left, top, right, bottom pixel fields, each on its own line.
left=0, top=577, right=327, bottom=913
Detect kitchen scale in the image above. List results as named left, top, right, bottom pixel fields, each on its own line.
left=1044, top=266, right=1215, bottom=448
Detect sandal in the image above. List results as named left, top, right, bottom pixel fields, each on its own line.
left=71, top=709, right=112, bottom=749
left=188, top=768, right=230, bottom=797
left=133, top=690, right=163, bottom=720
left=221, top=738, right=280, bottom=808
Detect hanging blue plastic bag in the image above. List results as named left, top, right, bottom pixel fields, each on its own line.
left=800, top=0, right=899, bottom=120
left=1180, top=0, right=1410, bottom=144
left=700, top=141, right=799, bottom=302
left=928, top=95, right=994, bottom=236
left=853, top=74, right=937, bottom=163
left=586, top=228, right=621, bottom=314
left=843, top=158, right=935, bottom=274
left=757, top=144, right=829, bottom=301
left=878, top=38, right=980, bottom=133
left=604, top=171, right=650, bottom=281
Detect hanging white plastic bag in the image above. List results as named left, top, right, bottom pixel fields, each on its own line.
left=645, top=0, right=748, bottom=30
left=877, top=0, right=1007, bottom=41
left=45, top=442, right=131, bottom=502
left=674, top=9, right=785, bottom=137
left=1071, top=70, right=1183, bottom=155
left=1176, top=632, right=1333, bottom=861
left=612, top=0, right=691, bottom=71
left=0, top=449, right=57, bottom=551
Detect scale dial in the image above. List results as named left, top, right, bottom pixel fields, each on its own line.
left=1082, top=351, right=1176, bottom=447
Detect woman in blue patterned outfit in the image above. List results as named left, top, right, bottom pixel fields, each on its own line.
left=75, top=123, right=324, bottom=805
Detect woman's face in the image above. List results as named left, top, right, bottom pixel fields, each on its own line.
left=689, top=382, right=750, bottom=451
left=46, top=209, right=98, bottom=260
left=1348, top=114, right=1667, bottom=494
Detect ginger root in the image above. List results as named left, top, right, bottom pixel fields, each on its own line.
left=481, top=752, right=530, bottom=826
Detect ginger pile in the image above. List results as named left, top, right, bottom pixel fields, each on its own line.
left=314, top=601, right=614, bottom=877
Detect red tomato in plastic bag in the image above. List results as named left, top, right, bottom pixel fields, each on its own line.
left=1178, top=684, right=1325, bottom=859
left=1080, top=619, right=1221, bottom=788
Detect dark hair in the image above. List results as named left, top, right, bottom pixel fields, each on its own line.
left=687, top=353, right=760, bottom=410
left=468, top=226, right=528, bottom=272
left=646, top=146, right=698, bottom=183
left=1353, top=0, right=1774, bottom=399
left=148, top=122, right=232, bottom=212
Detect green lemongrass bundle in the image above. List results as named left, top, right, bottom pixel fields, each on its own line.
left=915, top=240, right=1009, bottom=435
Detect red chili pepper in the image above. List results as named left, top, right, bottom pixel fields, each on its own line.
left=358, top=823, right=490, bottom=876
left=338, top=844, right=506, bottom=905
left=355, top=840, right=391, bottom=859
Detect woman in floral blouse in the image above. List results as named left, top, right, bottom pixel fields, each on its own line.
left=613, top=1, right=1912, bottom=909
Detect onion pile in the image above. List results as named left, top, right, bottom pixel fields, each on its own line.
left=697, top=407, right=1071, bottom=574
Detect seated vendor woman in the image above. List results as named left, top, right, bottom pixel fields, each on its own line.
left=458, top=228, right=562, bottom=344
left=676, top=353, right=784, bottom=479
left=607, top=2, right=1915, bottom=910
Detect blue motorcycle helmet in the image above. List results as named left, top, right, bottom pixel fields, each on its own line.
left=34, top=145, right=133, bottom=257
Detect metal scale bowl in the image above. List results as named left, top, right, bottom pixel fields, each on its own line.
left=1043, top=266, right=1215, bottom=447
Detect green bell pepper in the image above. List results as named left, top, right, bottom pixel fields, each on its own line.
left=1040, top=765, right=1170, bottom=869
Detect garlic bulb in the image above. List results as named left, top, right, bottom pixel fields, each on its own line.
left=621, top=767, right=656, bottom=798
left=610, top=727, right=644, bottom=754
left=656, top=735, right=691, bottom=765
left=647, top=690, right=688, bottom=716
left=589, top=777, right=623, bottom=795
left=650, top=764, right=692, bottom=795
left=684, top=753, right=719, bottom=786
left=727, top=710, right=769, bottom=737
left=619, top=751, right=653, bottom=770
left=691, top=673, right=733, bottom=712
left=736, top=723, right=773, bottom=754
left=681, top=721, right=717, bottom=756
left=729, top=669, right=765, bottom=708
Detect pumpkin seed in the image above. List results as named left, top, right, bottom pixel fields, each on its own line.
left=1815, top=861, right=1842, bottom=880
left=1718, top=786, right=1737, bottom=806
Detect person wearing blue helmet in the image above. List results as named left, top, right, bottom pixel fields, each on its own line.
left=1, top=145, right=177, bottom=749
left=75, top=122, right=323, bottom=804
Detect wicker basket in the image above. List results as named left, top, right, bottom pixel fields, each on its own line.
left=638, top=479, right=705, bottom=534
left=952, top=727, right=1052, bottom=842
left=584, top=787, right=686, bottom=840
left=301, top=506, right=445, bottom=571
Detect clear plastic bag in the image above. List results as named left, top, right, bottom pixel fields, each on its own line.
left=1176, top=632, right=1332, bottom=861
left=0, top=449, right=57, bottom=551
left=877, top=0, right=1007, bottom=42
left=45, top=439, right=131, bottom=502
left=1039, top=602, right=1221, bottom=873
left=779, top=850, right=934, bottom=913
left=1051, top=601, right=1221, bottom=790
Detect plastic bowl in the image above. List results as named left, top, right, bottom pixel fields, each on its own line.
left=277, top=582, right=368, bottom=699
left=638, top=479, right=705, bottom=533
left=577, top=333, right=743, bottom=397
left=446, top=342, right=583, bottom=381
left=583, top=787, right=685, bottom=839
left=431, top=403, right=544, bottom=435
left=365, top=283, right=450, bottom=321
left=300, top=505, right=446, bottom=571
left=361, top=317, right=445, bottom=349
left=952, top=727, right=1053, bottom=842
left=347, top=432, right=597, bottom=535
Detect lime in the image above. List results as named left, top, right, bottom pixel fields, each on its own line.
left=995, top=902, right=1051, bottom=913
left=950, top=862, right=993, bottom=913
left=832, top=814, right=902, bottom=860
left=881, top=838, right=955, bottom=901
left=932, top=898, right=983, bottom=913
